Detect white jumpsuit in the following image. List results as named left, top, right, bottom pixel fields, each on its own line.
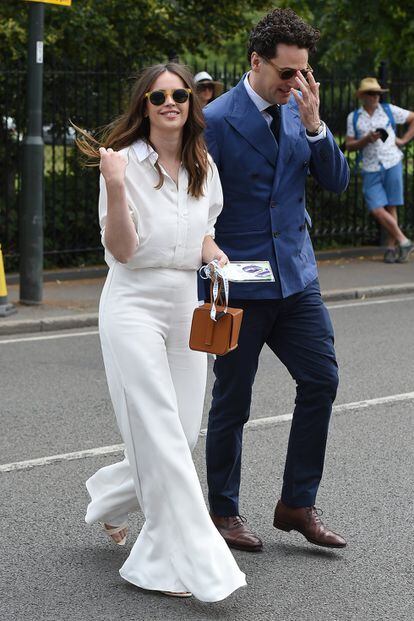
left=85, top=140, right=246, bottom=602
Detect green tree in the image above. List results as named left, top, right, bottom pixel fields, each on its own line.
left=1, top=0, right=270, bottom=66
left=277, top=0, right=414, bottom=75
left=0, top=0, right=272, bottom=269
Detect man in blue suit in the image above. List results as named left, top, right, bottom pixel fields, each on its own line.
left=204, top=8, right=349, bottom=552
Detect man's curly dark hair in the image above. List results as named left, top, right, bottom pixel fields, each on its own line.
left=247, top=8, right=320, bottom=62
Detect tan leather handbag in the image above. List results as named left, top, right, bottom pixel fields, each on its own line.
left=189, top=280, right=243, bottom=356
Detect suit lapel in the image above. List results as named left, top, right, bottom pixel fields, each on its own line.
left=225, top=80, right=278, bottom=167
left=273, top=97, right=302, bottom=193
left=278, top=98, right=301, bottom=164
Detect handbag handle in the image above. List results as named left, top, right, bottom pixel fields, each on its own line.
left=200, top=259, right=230, bottom=321
left=209, top=278, right=225, bottom=305
left=210, top=273, right=229, bottom=321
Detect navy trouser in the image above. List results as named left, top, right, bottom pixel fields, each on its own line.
left=206, top=278, right=338, bottom=516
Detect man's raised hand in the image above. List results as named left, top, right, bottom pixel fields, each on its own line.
left=291, top=70, right=321, bottom=134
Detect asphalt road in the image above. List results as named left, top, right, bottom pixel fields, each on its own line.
left=1, top=293, right=413, bottom=620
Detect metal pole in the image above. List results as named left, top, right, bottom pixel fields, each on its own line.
left=20, top=2, right=45, bottom=305
left=378, top=60, right=388, bottom=92
left=378, top=60, right=388, bottom=248
left=168, top=50, right=179, bottom=63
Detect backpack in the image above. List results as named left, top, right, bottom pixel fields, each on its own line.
left=352, top=103, right=396, bottom=170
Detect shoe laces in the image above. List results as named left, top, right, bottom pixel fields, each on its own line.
left=308, top=506, right=323, bottom=523
left=230, top=515, right=247, bottom=529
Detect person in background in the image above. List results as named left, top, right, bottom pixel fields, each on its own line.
left=194, top=71, right=224, bottom=108
left=346, top=77, right=414, bottom=263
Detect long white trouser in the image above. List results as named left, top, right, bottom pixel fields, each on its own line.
left=85, top=264, right=246, bottom=602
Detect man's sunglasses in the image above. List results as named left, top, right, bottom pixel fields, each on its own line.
left=364, top=91, right=381, bottom=96
left=264, top=57, right=313, bottom=81
left=145, top=88, right=192, bottom=106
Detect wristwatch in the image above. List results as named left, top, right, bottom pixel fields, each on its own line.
left=306, top=121, right=324, bottom=137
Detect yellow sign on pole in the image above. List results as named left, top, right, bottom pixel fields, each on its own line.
left=25, top=0, right=72, bottom=6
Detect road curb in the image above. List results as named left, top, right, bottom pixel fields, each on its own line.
left=1, top=283, right=414, bottom=336
left=0, top=313, right=98, bottom=336
left=322, top=283, right=414, bottom=302
left=6, top=266, right=108, bottom=285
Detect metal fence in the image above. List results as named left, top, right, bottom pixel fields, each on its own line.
left=1, top=62, right=414, bottom=270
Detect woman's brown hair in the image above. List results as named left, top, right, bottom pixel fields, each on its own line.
left=74, top=63, right=208, bottom=198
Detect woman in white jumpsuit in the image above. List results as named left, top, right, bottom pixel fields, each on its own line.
left=76, top=63, right=246, bottom=601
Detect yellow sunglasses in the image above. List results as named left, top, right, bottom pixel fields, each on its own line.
left=145, top=88, right=192, bottom=106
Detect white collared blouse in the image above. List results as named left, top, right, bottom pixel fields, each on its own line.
left=99, top=140, right=223, bottom=270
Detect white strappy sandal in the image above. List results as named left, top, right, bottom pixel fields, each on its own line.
left=100, top=526, right=191, bottom=596
left=101, top=522, right=128, bottom=546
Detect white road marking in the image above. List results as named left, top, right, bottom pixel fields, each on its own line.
left=1, top=391, right=413, bottom=474
left=0, top=444, right=124, bottom=474
left=0, top=330, right=99, bottom=345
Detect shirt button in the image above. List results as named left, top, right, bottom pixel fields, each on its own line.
left=270, top=201, right=276, bottom=208
left=273, top=231, right=280, bottom=238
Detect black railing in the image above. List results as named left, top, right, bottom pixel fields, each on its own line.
left=1, top=62, right=413, bottom=270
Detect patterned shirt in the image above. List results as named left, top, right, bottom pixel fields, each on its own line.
left=346, top=104, right=410, bottom=172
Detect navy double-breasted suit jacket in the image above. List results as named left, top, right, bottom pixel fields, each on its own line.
left=204, top=77, right=350, bottom=299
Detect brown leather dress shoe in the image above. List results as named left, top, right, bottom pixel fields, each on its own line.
left=273, top=500, right=347, bottom=548
left=210, top=514, right=263, bottom=552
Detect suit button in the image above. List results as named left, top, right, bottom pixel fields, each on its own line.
left=298, top=197, right=303, bottom=203
left=270, top=201, right=276, bottom=208
left=273, top=231, right=280, bottom=238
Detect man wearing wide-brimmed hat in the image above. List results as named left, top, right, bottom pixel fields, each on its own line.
left=345, top=77, right=414, bottom=263
left=194, top=71, right=224, bottom=108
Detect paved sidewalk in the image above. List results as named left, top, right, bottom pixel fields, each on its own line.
left=1, top=253, right=414, bottom=335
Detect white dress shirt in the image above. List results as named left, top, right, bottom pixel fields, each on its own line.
left=346, top=104, right=410, bottom=172
left=99, top=140, right=223, bottom=270
left=243, top=72, right=326, bottom=142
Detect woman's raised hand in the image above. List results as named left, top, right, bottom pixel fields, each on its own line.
left=99, top=147, right=127, bottom=185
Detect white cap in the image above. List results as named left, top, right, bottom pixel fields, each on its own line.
left=193, top=71, right=224, bottom=98
left=194, top=71, right=214, bottom=84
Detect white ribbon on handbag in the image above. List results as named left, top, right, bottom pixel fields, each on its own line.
left=199, top=260, right=229, bottom=321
